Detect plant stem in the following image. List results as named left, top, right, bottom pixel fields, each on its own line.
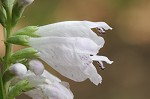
left=4, top=4, right=12, bottom=71
left=4, top=28, right=12, bottom=70
left=3, top=26, right=12, bottom=99
left=0, top=72, right=5, bottom=99
left=2, top=4, right=13, bottom=99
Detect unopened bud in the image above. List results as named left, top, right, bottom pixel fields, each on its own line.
left=7, top=35, right=30, bottom=46
left=0, top=8, right=6, bottom=27
left=18, top=0, right=34, bottom=7
left=14, top=26, right=39, bottom=37
left=10, top=47, right=38, bottom=63
left=29, top=59, right=44, bottom=76
left=12, top=0, right=34, bottom=26
left=9, top=63, right=27, bottom=76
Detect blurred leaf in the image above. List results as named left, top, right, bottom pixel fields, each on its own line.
left=111, top=0, right=135, bottom=9
left=22, top=0, right=61, bottom=25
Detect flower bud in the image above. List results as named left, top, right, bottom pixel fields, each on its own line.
left=29, top=59, right=44, bottom=76
left=1, top=0, right=15, bottom=10
left=7, top=35, right=30, bottom=46
left=12, top=0, right=34, bottom=26
left=10, top=47, right=38, bottom=63
left=17, top=0, right=34, bottom=7
left=9, top=63, right=27, bottom=76
left=8, top=80, right=30, bottom=99
left=0, top=8, right=6, bottom=27
left=14, top=26, right=39, bottom=37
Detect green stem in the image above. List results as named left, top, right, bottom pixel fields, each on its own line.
left=3, top=25, right=12, bottom=99
left=4, top=3, right=12, bottom=71
left=3, top=28, right=12, bottom=72
left=2, top=4, right=13, bottom=99
left=0, top=72, right=5, bottom=99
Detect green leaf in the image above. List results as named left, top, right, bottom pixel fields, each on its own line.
left=0, top=7, right=6, bottom=27
left=10, top=47, right=39, bottom=63
left=0, top=72, right=5, bottom=99
left=8, top=80, right=33, bottom=99
left=1, top=0, right=15, bottom=11
left=11, top=0, right=34, bottom=27
left=14, top=26, right=40, bottom=37
left=11, top=1, right=24, bottom=27
left=7, top=35, right=30, bottom=46
left=2, top=69, right=15, bottom=84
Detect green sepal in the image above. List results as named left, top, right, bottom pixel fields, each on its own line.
left=0, top=7, right=6, bottom=27
left=1, top=0, right=15, bottom=11
left=14, top=26, right=40, bottom=37
left=8, top=80, right=33, bottom=99
left=2, top=69, right=15, bottom=84
left=11, top=0, right=33, bottom=27
left=10, top=47, right=39, bottom=63
left=7, top=35, right=30, bottom=46
left=11, top=1, right=25, bottom=27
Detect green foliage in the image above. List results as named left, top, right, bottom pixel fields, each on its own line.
left=0, top=7, right=6, bottom=27
left=0, top=0, right=36, bottom=98
left=10, top=47, right=38, bottom=63
left=11, top=0, right=34, bottom=27
left=1, top=0, right=15, bottom=11
left=112, top=0, right=135, bottom=9
left=8, top=80, right=33, bottom=99
left=7, top=35, right=30, bottom=46
left=2, top=69, right=15, bottom=84
left=14, top=26, right=39, bottom=37
left=0, top=72, right=5, bottom=99
left=11, top=1, right=24, bottom=27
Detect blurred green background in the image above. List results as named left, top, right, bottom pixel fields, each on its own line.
left=0, top=0, right=150, bottom=99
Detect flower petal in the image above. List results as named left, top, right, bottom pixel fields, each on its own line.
left=90, top=55, right=113, bottom=64
left=29, top=37, right=102, bottom=85
left=41, top=70, right=61, bottom=83
left=29, top=37, right=101, bottom=55
left=82, top=21, right=112, bottom=31
left=80, top=63, right=102, bottom=85
left=36, top=21, right=106, bottom=46
left=90, top=55, right=113, bottom=69
left=9, top=63, right=27, bottom=76
left=13, top=70, right=73, bottom=99
left=29, top=59, right=45, bottom=76
left=26, top=83, right=74, bottom=99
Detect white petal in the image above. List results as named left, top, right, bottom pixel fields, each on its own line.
left=13, top=70, right=73, bottom=99
left=42, top=70, right=61, bottom=83
left=29, top=37, right=100, bottom=54
left=80, top=63, right=102, bottom=85
left=29, top=59, right=44, bottom=76
left=13, top=70, right=60, bottom=87
left=9, top=63, right=27, bottom=76
left=19, top=71, right=51, bottom=87
left=25, top=88, right=44, bottom=99
left=26, top=83, right=74, bottom=99
left=41, top=83, right=73, bottom=99
left=90, top=55, right=113, bottom=64
left=29, top=37, right=102, bottom=85
left=82, top=21, right=112, bottom=30
left=36, top=21, right=105, bottom=46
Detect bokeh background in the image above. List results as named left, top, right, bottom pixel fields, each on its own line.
left=0, top=0, right=150, bottom=99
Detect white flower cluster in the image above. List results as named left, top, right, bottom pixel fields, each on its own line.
left=9, top=21, right=113, bottom=99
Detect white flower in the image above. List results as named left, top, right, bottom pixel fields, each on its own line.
left=29, top=21, right=113, bottom=85
left=29, top=59, right=44, bottom=76
left=36, top=21, right=112, bottom=46
left=9, top=63, right=27, bottom=76
left=15, top=70, right=73, bottom=99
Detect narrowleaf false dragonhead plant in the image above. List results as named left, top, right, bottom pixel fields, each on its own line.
left=0, top=0, right=113, bottom=99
